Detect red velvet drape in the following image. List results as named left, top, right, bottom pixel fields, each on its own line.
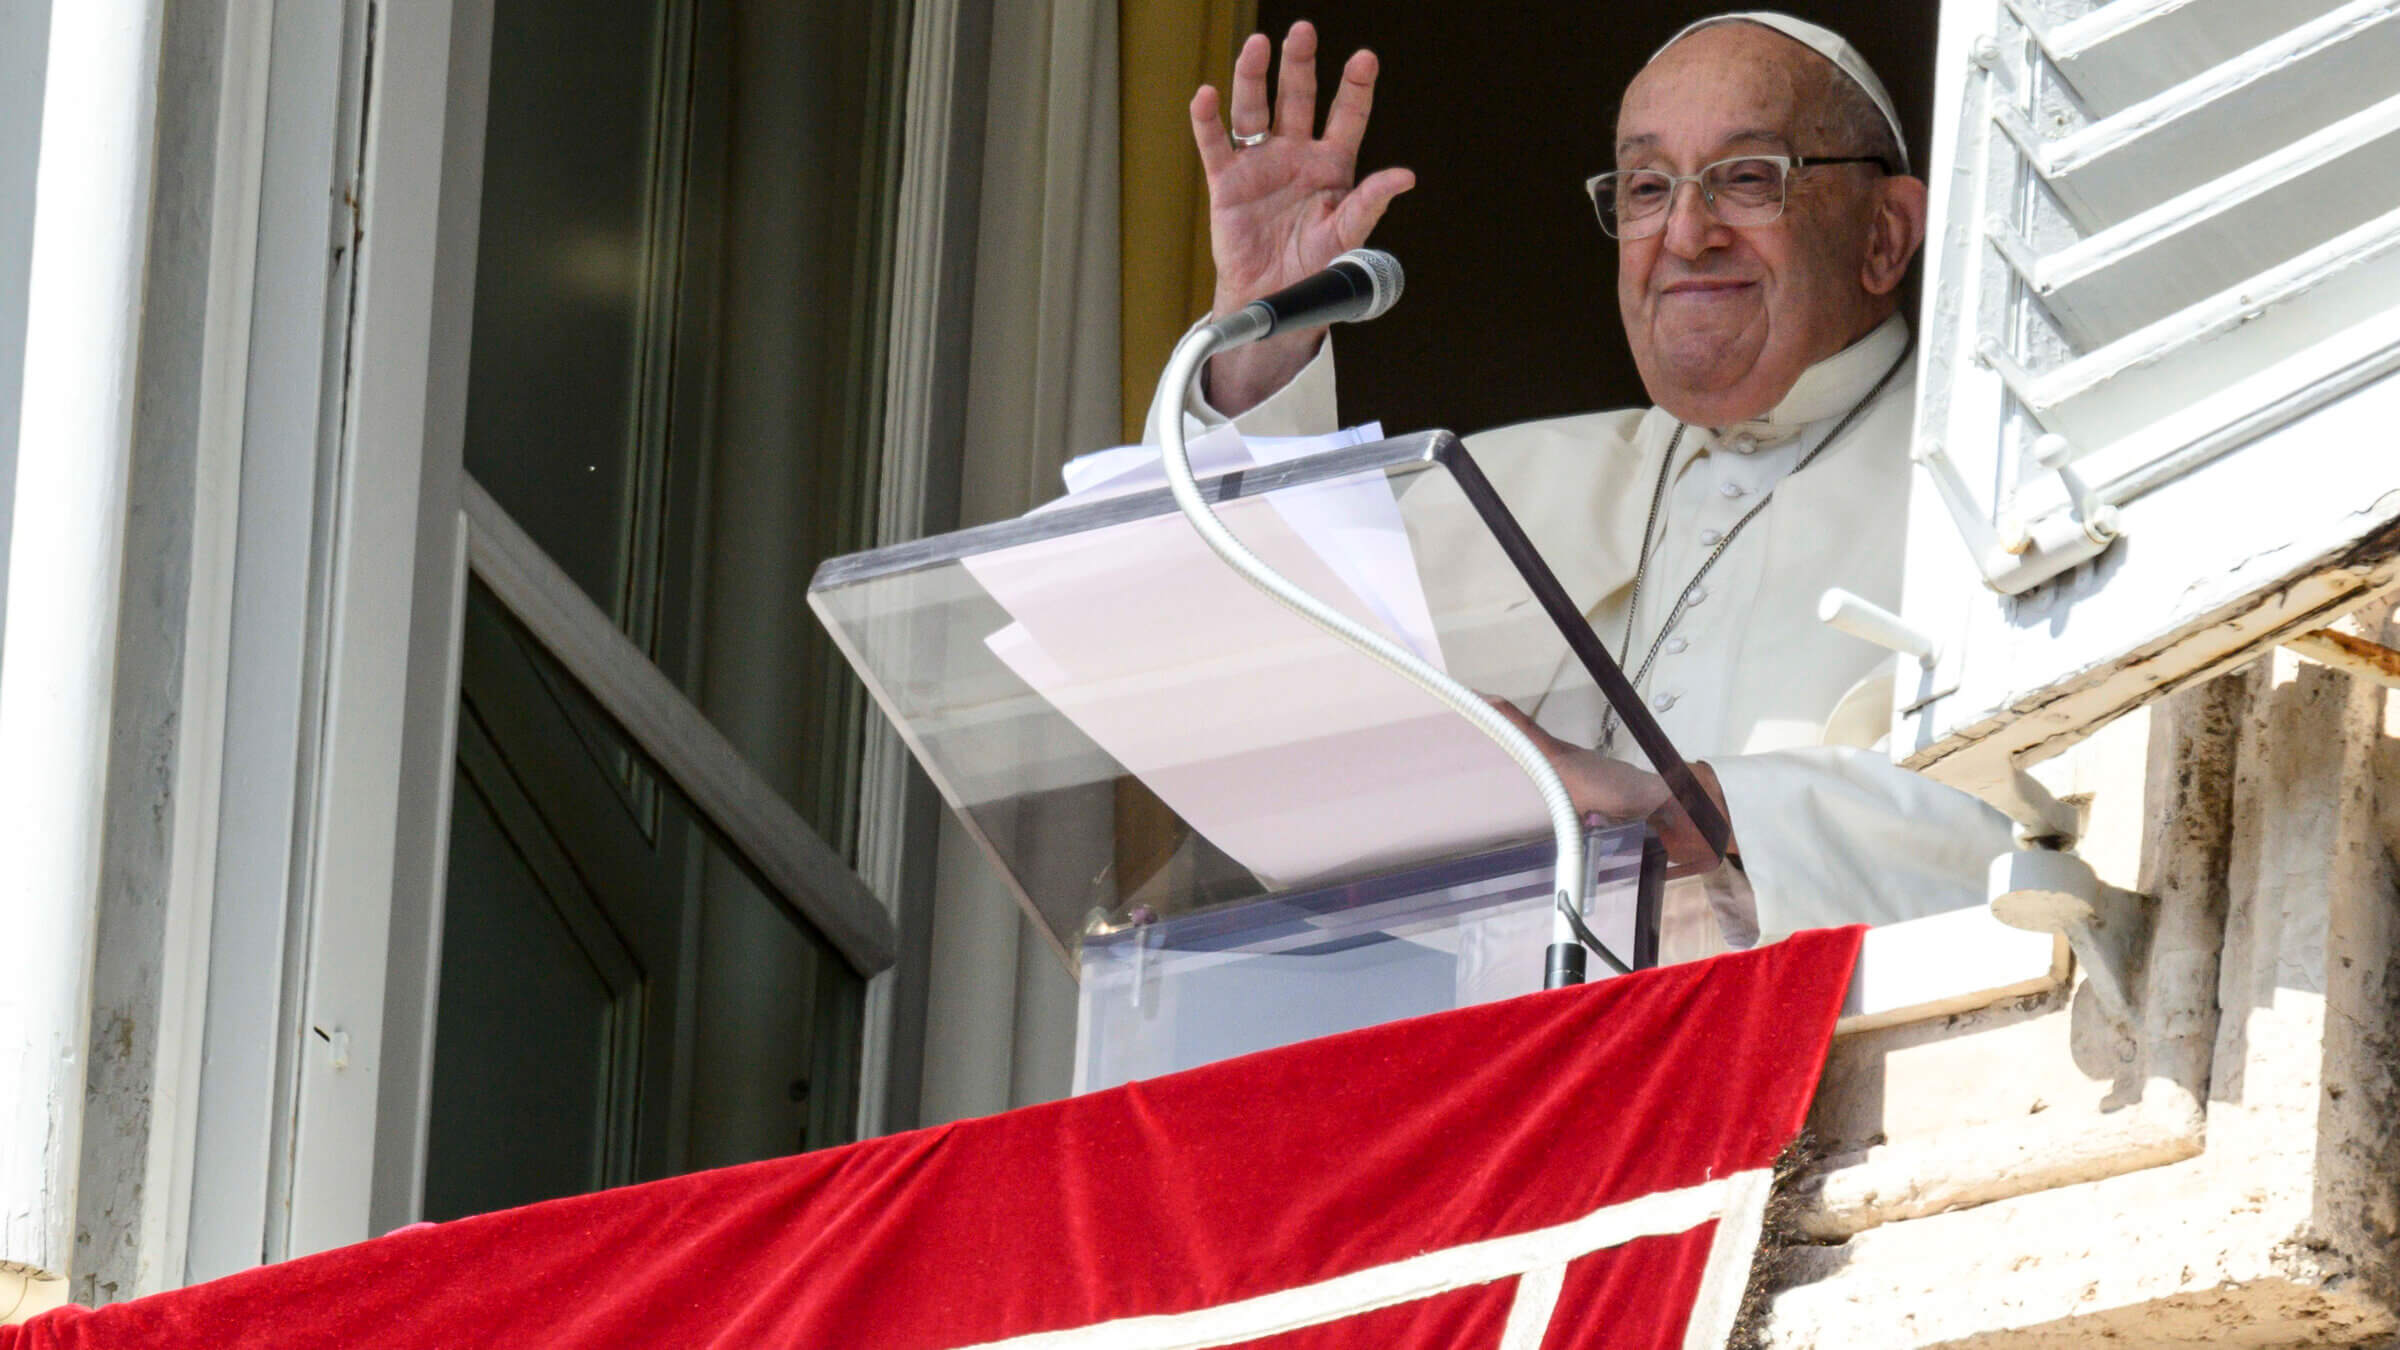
left=6, top=926, right=1860, bottom=1349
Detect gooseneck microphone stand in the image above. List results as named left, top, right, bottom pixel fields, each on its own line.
left=1154, top=279, right=1596, bottom=988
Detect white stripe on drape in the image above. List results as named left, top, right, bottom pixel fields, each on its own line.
left=952, top=1169, right=1767, bottom=1350
left=1496, top=1261, right=1568, bottom=1350
left=1681, top=1167, right=1773, bottom=1349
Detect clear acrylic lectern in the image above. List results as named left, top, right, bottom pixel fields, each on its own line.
left=807, top=431, right=1729, bottom=1090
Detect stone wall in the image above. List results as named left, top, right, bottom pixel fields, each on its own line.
left=1764, top=603, right=2400, bottom=1347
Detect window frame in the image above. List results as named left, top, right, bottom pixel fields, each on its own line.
left=178, top=0, right=912, bottom=1275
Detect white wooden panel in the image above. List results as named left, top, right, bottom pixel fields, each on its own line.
left=2007, top=0, right=2400, bottom=232
left=184, top=0, right=354, bottom=1284
left=364, top=0, right=490, bottom=1241
left=853, top=0, right=986, bottom=1138
left=282, top=0, right=454, bottom=1262
left=1903, top=368, right=2400, bottom=801
left=2000, top=91, right=2400, bottom=347
left=2031, top=211, right=2400, bottom=481
left=1902, top=0, right=2400, bottom=795
left=2011, top=0, right=2352, bottom=116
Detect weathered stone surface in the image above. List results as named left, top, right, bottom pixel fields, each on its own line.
left=1762, top=620, right=2400, bottom=1346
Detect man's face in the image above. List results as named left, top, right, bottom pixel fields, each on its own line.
left=1614, top=25, right=1893, bottom=427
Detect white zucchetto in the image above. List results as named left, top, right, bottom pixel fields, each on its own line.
left=1655, top=11, right=1911, bottom=174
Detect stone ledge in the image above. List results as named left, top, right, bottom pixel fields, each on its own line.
left=1794, top=1092, right=2203, bottom=1240
left=1763, top=1143, right=2397, bottom=1348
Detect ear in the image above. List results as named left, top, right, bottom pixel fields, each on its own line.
left=1859, top=174, right=1929, bottom=297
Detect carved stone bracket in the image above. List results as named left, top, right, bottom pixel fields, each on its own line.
left=1989, top=846, right=2148, bottom=1031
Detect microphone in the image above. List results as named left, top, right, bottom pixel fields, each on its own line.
left=1202, top=248, right=1404, bottom=351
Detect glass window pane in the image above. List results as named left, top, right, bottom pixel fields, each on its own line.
left=425, top=578, right=862, bottom=1221
left=462, top=0, right=669, bottom=637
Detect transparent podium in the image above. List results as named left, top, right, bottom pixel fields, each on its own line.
left=807, top=431, right=1729, bottom=1092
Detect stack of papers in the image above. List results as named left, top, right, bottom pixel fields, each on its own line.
left=1034, top=424, right=1439, bottom=667
left=960, top=428, right=1548, bottom=887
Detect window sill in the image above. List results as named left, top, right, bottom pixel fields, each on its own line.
left=1835, top=905, right=2068, bottom=1036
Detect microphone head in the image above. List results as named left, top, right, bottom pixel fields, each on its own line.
left=1333, top=248, right=1405, bottom=321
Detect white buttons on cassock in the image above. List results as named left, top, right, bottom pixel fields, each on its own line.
left=1719, top=481, right=1746, bottom=499
left=1729, top=434, right=1757, bottom=454
left=1665, top=637, right=1689, bottom=655
left=1651, top=692, right=1677, bottom=713
left=1697, top=527, right=1722, bottom=546
left=1685, top=585, right=1708, bottom=606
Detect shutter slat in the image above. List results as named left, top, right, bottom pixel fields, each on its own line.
left=2002, top=92, right=2400, bottom=348
left=1897, top=0, right=2400, bottom=792
left=2004, top=0, right=2400, bottom=231
left=2013, top=204, right=2400, bottom=477
left=2010, top=0, right=2353, bottom=117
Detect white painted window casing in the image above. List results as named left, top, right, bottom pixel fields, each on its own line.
left=185, top=0, right=368, bottom=1285
left=0, top=0, right=167, bottom=1285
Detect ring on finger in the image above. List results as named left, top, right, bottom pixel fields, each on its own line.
left=1230, top=128, right=1269, bottom=148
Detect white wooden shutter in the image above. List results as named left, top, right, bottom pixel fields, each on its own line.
left=1896, top=0, right=2400, bottom=804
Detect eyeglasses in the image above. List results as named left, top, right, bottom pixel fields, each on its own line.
left=1585, top=154, right=1894, bottom=239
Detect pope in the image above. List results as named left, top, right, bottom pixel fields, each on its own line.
left=1145, top=12, right=2012, bottom=953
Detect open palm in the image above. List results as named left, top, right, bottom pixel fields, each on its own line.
left=1189, top=23, right=1414, bottom=412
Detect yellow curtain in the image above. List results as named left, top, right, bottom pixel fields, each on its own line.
left=1118, top=0, right=1256, bottom=444
left=1113, top=0, right=1254, bottom=900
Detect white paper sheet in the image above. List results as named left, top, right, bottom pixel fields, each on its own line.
left=1050, top=424, right=1378, bottom=498
left=962, top=475, right=1548, bottom=888
left=1034, top=424, right=1443, bottom=668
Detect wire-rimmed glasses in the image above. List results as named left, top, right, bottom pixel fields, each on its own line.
left=1585, top=154, right=1894, bottom=239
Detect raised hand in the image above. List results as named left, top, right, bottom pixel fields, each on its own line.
left=1189, top=21, right=1414, bottom=416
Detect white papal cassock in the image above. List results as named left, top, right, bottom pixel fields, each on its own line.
left=1146, top=314, right=2011, bottom=948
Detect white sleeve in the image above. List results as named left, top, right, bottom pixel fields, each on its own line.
left=1706, top=747, right=2014, bottom=940
left=1139, top=326, right=1342, bottom=446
